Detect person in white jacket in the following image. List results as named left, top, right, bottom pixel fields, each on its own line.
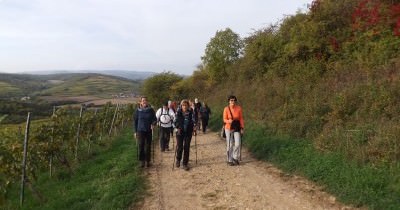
left=156, top=101, right=175, bottom=152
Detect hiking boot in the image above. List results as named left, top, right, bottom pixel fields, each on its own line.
left=146, top=162, right=152, bottom=168
left=140, top=161, right=145, bottom=168
left=228, top=162, right=235, bottom=166
left=233, top=158, right=239, bottom=165
left=183, top=165, right=189, bottom=171
left=175, top=161, right=180, bottom=168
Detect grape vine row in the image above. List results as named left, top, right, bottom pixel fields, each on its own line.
left=0, top=102, right=135, bottom=205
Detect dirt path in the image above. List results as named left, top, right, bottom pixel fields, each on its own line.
left=131, top=131, right=357, bottom=210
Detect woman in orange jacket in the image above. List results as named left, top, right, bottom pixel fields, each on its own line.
left=223, top=95, right=244, bottom=166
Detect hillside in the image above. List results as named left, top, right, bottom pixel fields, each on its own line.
left=0, top=73, right=141, bottom=99
left=184, top=0, right=400, bottom=166
left=0, top=73, right=47, bottom=98
left=0, top=72, right=141, bottom=123
left=16, top=70, right=156, bottom=80
left=38, top=74, right=139, bottom=97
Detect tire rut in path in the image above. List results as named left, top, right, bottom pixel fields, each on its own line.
left=131, top=131, right=358, bottom=210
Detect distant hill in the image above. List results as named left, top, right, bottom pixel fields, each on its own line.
left=18, top=70, right=156, bottom=80
left=0, top=72, right=142, bottom=99
left=93, top=70, right=156, bottom=80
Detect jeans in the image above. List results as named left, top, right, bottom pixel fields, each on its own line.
left=225, top=129, right=241, bottom=162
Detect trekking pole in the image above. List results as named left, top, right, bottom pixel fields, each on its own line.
left=172, top=138, right=178, bottom=170
left=227, top=131, right=230, bottom=165
left=172, top=128, right=175, bottom=150
left=158, top=123, right=161, bottom=151
left=194, top=131, right=197, bottom=165
left=135, top=133, right=139, bottom=160
left=239, top=135, right=242, bottom=161
left=152, top=128, right=155, bottom=163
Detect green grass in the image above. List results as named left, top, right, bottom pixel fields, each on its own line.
left=4, top=129, right=146, bottom=210
left=0, top=82, right=22, bottom=96
left=242, top=122, right=400, bottom=210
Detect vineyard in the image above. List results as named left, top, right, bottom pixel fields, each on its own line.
left=0, top=102, right=135, bottom=207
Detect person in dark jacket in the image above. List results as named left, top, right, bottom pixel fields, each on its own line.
left=174, top=99, right=196, bottom=171
left=199, top=102, right=211, bottom=133
left=134, top=96, right=157, bottom=168
left=194, top=98, right=202, bottom=130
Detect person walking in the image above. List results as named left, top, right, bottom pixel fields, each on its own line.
left=134, top=96, right=157, bottom=168
left=156, top=101, right=175, bottom=152
left=174, top=99, right=196, bottom=171
left=194, top=98, right=202, bottom=131
left=168, top=100, right=176, bottom=137
left=199, top=102, right=211, bottom=133
left=223, top=95, right=244, bottom=166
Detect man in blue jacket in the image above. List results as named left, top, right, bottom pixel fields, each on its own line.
left=134, top=96, right=157, bottom=168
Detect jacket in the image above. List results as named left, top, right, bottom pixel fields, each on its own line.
left=223, top=105, right=244, bottom=130
left=174, top=108, right=195, bottom=133
left=134, top=105, right=156, bottom=132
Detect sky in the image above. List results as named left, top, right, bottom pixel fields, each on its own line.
left=0, top=0, right=312, bottom=76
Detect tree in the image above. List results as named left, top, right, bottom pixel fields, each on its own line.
left=141, top=71, right=183, bottom=107
left=201, top=28, right=244, bottom=81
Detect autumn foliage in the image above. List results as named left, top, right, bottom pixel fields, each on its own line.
left=350, top=0, right=400, bottom=36
left=191, top=0, right=400, bottom=167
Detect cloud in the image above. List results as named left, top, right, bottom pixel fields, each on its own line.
left=0, top=0, right=311, bottom=74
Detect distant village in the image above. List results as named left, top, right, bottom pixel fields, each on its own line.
left=20, top=96, right=31, bottom=101
left=111, top=92, right=137, bottom=98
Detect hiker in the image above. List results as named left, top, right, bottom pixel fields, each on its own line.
left=168, top=100, right=176, bottom=137
left=188, top=100, right=197, bottom=129
left=134, top=96, right=157, bottom=168
left=223, top=95, right=244, bottom=166
left=199, top=102, right=211, bottom=133
left=194, top=98, right=202, bottom=130
left=174, top=99, right=196, bottom=171
left=156, top=101, right=175, bottom=152
left=168, top=100, right=176, bottom=113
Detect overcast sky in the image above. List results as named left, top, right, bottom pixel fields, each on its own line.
left=0, top=0, right=312, bottom=75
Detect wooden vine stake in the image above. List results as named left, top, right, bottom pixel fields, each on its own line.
left=20, top=112, right=31, bottom=206
left=109, top=103, right=119, bottom=137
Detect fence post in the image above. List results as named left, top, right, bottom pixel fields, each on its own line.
left=20, top=112, right=31, bottom=206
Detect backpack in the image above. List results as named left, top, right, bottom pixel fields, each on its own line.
left=159, top=107, right=172, bottom=125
